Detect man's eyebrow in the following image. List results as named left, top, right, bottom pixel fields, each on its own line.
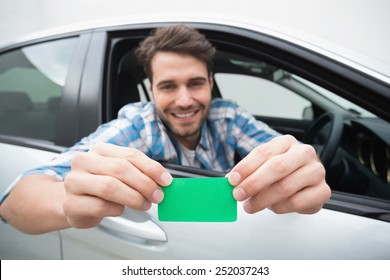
left=156, top=80, right=175, bottom=88
left=189, top=76, right=208, bottom=82
left=156, top=77, right=208, bottom=87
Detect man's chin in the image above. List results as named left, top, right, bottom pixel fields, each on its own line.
left=162, top=117, right=202, bottom=139
left=173, top=129, right=199, bottom=138
left=169, top=125, right=201, bottom=139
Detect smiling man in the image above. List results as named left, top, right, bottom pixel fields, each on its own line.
left=0, top=24, right=331, bottom=234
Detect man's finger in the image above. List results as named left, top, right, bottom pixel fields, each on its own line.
left=70, top=150, right=165, bottom=204
left=90, top=143, right=173, bottom=187
left=242, top=160, right=325, bottom=213
left=65, top=170, right=153, bottom=210
left=227, top=135, right=297, bottom=187
left=233, top=143, right=315, bottom=201
left=266, top=182, right=331, bottom=215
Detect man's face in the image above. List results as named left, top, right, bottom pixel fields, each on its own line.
left=150, top=51, right=213, bottom=149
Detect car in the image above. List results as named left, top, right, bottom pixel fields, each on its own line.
left=1, top=16, right=390, bottom=260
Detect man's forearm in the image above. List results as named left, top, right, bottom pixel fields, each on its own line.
left=0, top=174, right=70, bottom=234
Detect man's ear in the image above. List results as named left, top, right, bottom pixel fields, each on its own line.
left=209, top=74, right=214, bottom=89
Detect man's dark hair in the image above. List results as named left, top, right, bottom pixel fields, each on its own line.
left=135, top=24, right=216, bottom=82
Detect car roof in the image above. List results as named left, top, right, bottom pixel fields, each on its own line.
left=1, top=14, right=389, bottom=84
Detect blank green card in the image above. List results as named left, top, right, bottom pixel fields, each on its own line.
left=158, top=177, right=237, bottom=222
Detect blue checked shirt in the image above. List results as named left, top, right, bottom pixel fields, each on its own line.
left=22, top=98, right=280, bottom=180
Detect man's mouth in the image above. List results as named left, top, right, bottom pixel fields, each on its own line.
left=173, top=111, right=196, bottom=119
left=172, top=110, right=198, bottom=119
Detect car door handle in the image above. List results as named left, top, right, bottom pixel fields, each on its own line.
left=99, top=213, right=167, bottom=242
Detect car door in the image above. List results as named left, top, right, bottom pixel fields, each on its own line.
left=59, top=23, right=390, bottom=259
left=0, top=33, right=90, bottom=259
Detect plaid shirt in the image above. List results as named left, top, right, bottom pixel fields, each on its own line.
left=23, top=99, right=280, bottom=180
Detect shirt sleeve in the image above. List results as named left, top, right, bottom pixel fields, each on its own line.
left=21, top=113, right=141, bottom=181
left=232, top=103, right=281, bottom=158
left=0, top=103, right=151, bottom=204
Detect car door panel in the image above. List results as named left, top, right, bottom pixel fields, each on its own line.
left=60, top=203, right=390, bottom=259
left=60, top=208, right=169, bottom=259
left=0, top=225, right=62, bottom=259
left=59, top=164, right=390, bottom=259
left=0, top=142, right=63, bottom=259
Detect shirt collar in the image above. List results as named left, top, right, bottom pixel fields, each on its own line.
left=199, top=122, right=211, bottom=151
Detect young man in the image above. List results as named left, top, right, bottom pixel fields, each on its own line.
left=0, top=25, right=330, bottom=234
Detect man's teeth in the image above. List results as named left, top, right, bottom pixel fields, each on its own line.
left=174, top=112, right=195, bottom=118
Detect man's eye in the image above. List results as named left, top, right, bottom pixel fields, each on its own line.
left=189, top=81, right=204, bottom=88
left=160, top=84, right=175, bottom=91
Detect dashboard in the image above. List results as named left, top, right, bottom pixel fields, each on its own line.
left=331, top=117, right=390, bottom=199
left=353, top=118, right=390, bottom=185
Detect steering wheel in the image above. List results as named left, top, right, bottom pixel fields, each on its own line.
left=303, top=112, right=344, bottom=169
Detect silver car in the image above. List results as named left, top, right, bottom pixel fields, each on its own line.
left=1, top=18, right=390, bottom=259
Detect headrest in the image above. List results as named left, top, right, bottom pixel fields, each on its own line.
left=47, top=96, right=61, bottom=111
left=0, top=91, right=33, bottom=112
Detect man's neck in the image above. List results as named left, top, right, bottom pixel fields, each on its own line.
left=175, top=133, right=200, bottom=150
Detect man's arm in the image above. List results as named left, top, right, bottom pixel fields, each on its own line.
left=0, top=143, right=172, bottom=234
left=0, top=175, right=69, bottom=234
left=227, top=135, right=331, bottom=214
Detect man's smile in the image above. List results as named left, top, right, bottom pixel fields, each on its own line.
left=171, top=109, right=199, bottom=120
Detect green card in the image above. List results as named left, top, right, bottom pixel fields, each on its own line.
left=158, top=177, right=237, bottom=222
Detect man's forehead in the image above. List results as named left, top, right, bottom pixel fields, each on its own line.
left=150, top=52, right=209, bottom=82
left=151, top=51, right=205, bottom=65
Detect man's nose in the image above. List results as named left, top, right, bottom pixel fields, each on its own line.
left=175, top=86, right=193, bottom=107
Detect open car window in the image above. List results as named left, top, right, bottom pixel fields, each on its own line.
left=110, top=38, right=390, bottom=208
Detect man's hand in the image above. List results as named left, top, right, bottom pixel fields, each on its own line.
left=227, top=135, right=331, bottom=214
left=63, top=143, right=172, bottom=228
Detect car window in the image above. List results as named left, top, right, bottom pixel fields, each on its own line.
left=213, top=52, right=377, bottom=121
left=212, top=51, right=390, bottom=203
left=215, top=73, right=312, bottom=120
left=0, top=38, right=78, bottom=141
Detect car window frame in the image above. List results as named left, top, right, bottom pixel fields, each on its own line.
left=103, top=23, right=390, bottom=223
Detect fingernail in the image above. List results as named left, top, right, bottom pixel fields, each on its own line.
left=228, top=171, right=241, bottom=186
left=233, top=187, right=247, bottom=201
left=160, top=172, right=173, bottom=186
left=152, top=188, right=164, bottom=203
left=143, top=200, right=152, bottom=211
